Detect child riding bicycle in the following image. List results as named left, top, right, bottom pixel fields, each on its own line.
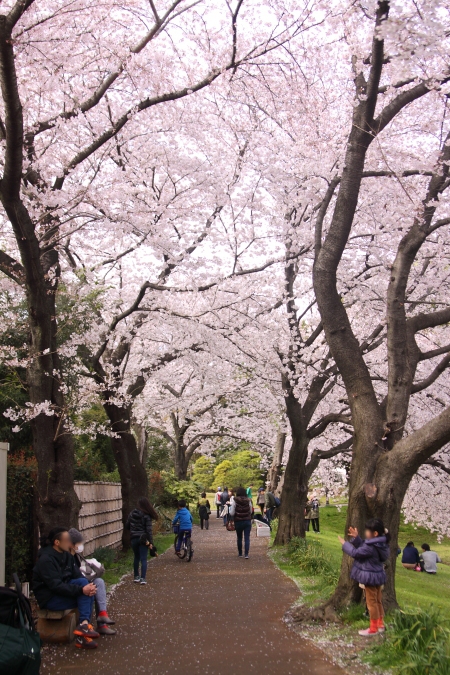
left=172, top=500, right=193, bottom=556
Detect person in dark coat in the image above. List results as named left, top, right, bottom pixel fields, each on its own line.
left=339, top=518, right=390, bottom=637
left=401, top=541, right=420, bottom=570
left=220, top=487, right=230, bottom=526
left=229, top=487, right=253, bottom=558
left=197, top=492, right=211, bottom=530
left=32, top=527, right=100, bottom=649
left=125, top=497, right=158, bottom=585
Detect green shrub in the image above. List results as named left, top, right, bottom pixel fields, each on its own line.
left=366, top=608, right=450, bottom=675
left=6, top=457, right=36, bottom=584
left=286, top=536, right=339, bottom=592
left=92, top=546, right=117, bottom=567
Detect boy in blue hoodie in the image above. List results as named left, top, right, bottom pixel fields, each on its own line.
left=172, top=499, right=194, bottom=555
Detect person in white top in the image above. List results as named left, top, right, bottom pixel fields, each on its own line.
left=215, top=487, right=223, bottom=519
left=420, top=543, right=442, bottom=574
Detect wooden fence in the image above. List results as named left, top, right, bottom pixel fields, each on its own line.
left=74, top=481, right=122, bottom=555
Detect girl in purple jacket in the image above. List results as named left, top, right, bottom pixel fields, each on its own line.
left=339, top=518, right=390, bottom=636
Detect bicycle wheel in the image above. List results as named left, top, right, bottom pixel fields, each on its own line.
left=186, top=537, right=193, bottom=562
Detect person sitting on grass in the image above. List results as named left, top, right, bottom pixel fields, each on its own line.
left=172, top=499, right=193, bottom=555
left=339, top=518, right=390, bottom=637
left=420, top=543, right=442, bottom=574
left=32, top=527, right=100, bottom=650
left=401, top=541, right=420, bottom=570
left=68, top=528, right=116, bottom=635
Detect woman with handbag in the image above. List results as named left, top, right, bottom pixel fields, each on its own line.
left=197, top=492, right=211, bottom=530
left=229, top=487, right=253, bottom=558
left=68, top=528, right=117, bottom=635
left=125, top=497, right=159, bottom=585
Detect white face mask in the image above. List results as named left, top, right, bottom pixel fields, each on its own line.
left=75, top=543, right=84, bottom=553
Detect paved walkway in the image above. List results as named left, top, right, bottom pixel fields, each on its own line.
left=42, top=518, right=344, bottom=675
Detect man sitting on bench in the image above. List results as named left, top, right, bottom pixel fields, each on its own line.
left=32, top=527, right=100, bottom=649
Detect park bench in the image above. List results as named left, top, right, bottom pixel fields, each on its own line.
left=37, top=608, right=78, bottom=643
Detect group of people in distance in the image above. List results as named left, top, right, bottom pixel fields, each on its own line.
left=401, top=541, right=442, bottom=573
left=214, top=485, right=279, bottom=528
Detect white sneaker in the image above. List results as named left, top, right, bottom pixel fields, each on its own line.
left=358, top=628, right=378, bottom=636
left=245, top=555, right=249, bottom=559
left=133, top=576, right=140, bottom=583
left=140, top=578, right=147, bottom=585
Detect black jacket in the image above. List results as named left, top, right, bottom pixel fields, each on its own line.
left=126, top=508, right=153, bottom=543
left=32, top=546, right=83, bottom=608
left=220, top=491, right=229, bottom=506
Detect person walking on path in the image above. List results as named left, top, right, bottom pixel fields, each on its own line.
left=401, top=541, right=420, bottom=570
left=264, top=490, right=276, bottom=524
left=230, top=487, right=253, bottom=558
left=197, top=492, right=211, bottom=530
left=68, top=528, right=117, bottom=635
left=215, top=487, right=223, bottom=518
left=339, top=518, right=390, bottom=636
left=246, top=485, right=253, bottom=500
left=126, top=497, right=158, bottom=585
left=257, top=487, right=265, bottom=515
left=420, top=543, right=442, bottom=573
left=220, top=487, right=230, bottom=526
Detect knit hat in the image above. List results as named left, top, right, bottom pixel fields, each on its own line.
left=68, top=528, right=84, bottom=544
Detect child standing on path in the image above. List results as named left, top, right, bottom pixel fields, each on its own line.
left=339, top=518, right=390, bottom=636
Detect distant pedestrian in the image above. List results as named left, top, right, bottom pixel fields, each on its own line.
left=420, top=543, right=441, bottom=574
left=197, top=492, right=211, bottom=530
left=304, top=502, right=311, bottom=531
left=125, top=497, right=159, bottom=585
left=339, top=518, right=390, bottom=636
left=246, top=485, right=253, bottom=500
left=220, top=487, right=230, bottom=526
left=230, top=487, right=253, bottom=558
left=215, top=487, right=223, bottom=519
left=264, top=490, right=276, bottom=524
left=257, top=488, right=265, bottom=515
left=309, top=496, right=320, bottom=533
left=401, top=541, right=420, bottom=570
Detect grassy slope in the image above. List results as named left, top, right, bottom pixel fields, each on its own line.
left=294, top=506, right=450, bottom=619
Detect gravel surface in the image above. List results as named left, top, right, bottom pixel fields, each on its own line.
left=41, top=517, right=345, bottom=674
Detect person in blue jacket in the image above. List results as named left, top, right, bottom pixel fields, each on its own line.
left=172, top=499, right=194, bottom=555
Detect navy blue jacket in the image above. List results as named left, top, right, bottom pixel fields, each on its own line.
left=401, top=545, right=420, bottom=565
left=342, top=535, right=389, bottom=586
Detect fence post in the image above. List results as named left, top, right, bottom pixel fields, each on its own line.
left=0, top=442, right=9, bottom=586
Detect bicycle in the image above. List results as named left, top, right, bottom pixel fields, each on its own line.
left=173, top=526, right=194, bottom=562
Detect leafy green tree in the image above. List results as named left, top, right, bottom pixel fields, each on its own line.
left=192, top=456, right=214, bottom=490
left=213, top=459, right=233, bottom=488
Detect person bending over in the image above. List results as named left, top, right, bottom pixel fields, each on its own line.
left=68, top=528, right=116, bottom=635
left=172, top=500, right=193, bottom=555
left=32, top=527, right=100, bottom=649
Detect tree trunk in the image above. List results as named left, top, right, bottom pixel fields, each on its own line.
left=268, top=431, right=286, bottom=493
left=103, top=401, right=148, bottom=548
left=133, top=422, right=148, bottom=467
left=274, top=432, right=309, bottom=545
left=174, top=441, right=188, bottom=480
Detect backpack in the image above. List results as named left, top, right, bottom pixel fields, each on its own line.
left=274, top=496, right=281, bottom=507
left=0, top=574, right=41, bottom=675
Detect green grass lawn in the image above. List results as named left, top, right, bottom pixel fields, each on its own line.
left=278, top=505, right=450, bottom=620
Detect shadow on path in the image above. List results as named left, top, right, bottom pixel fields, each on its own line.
left=42, top=517, right=345, bottom=674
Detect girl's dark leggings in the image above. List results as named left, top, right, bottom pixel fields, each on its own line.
left=131, top=536, right=148, bottom=579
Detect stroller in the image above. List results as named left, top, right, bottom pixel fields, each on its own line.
left=0, top=574, right=41, bottom=674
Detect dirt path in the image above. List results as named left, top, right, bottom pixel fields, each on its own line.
left=42, top=517, right=345, bottom=675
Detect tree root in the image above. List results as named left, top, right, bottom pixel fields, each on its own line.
left=287, top=602, right=340, bottom=624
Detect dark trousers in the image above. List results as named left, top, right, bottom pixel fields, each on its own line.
left=200, top=518, right=209, bottom=530
left=311, top=518, right=320, bottom=532
left=235, top=520, right=252, bottom=556
left=304, top=519, right=310, bottom=531
left=266, top=507, right=274, bottom=524
left=216, top=505, right=221, bottom=517
left=45, top=578, right=93, bottom=623
left=176, top=529, right=192, bottom=552
left=131, top=536, right=148, bottom=579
